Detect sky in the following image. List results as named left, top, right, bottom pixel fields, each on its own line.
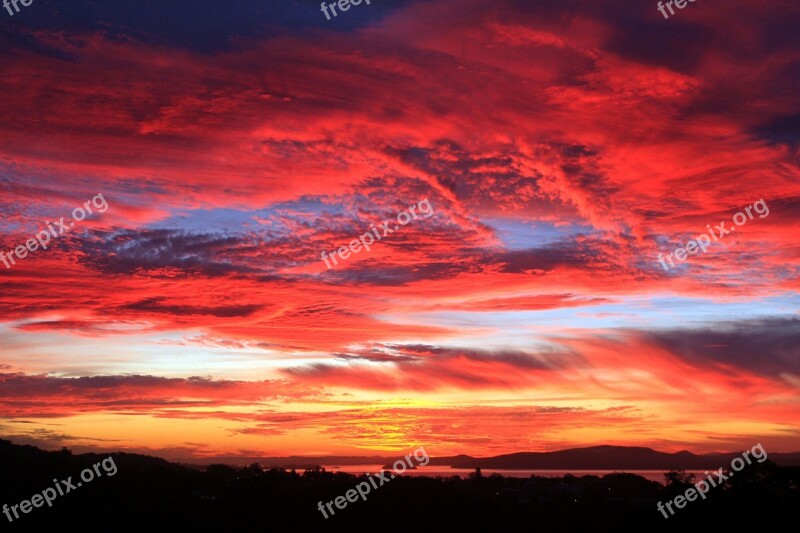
left=0, top=0, right=798, bottom=461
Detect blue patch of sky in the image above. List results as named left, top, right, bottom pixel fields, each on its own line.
left=149, top=197, right=351, bottom=237
left=382, top=294, right=800, bottom=332
left=482, top=217, right=595, bottom=250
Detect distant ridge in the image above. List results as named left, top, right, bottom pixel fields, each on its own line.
left=182, top=445, right=800, bottom=470
left=444, top=445, right=800, bottom=470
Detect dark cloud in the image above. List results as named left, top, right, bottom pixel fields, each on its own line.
left=751, top=111, right=800, bottom=148
left=0, top=373, right=234, bottom=398
left=0, top=373, right=321, bottom=418
left=0, top=0, right=412, bottom=54
left=122, top=297, right=262, bottom=317
left=496, top=238, right=626, bottom=275
left=324, top=261, right=469, bottom=286
left=324, top=235, right=629, bottom=284
left=329, top=343, right=583, bottom=370
left=388, top=343, right=582, bottom=369
left=601, top=7, right=714, bottom=73
left=641, top=317, right=800, bottom=377
left=80, top=229, right=258, bottom=276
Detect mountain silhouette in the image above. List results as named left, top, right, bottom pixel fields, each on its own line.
left=446, top=445, right=800, bottom=470
left=173, top=445, right=800, bottom=470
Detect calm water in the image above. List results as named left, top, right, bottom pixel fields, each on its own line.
left=325, top=465, right=706, bottom=484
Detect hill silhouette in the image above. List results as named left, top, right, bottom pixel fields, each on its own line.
left=1, top=439, right=798, bottom=532
left=446, top=445, right=800, bottom=470
left=178, top=445, right=800, bottom=471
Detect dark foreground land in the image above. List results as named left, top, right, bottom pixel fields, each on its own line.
left=1, top=439, right=798, bottom=532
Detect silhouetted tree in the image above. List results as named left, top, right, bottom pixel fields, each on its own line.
left=664, top=469, right=695, bottom=487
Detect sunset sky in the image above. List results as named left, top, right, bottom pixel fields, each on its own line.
left=0, top=0, right=798, bottom=461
